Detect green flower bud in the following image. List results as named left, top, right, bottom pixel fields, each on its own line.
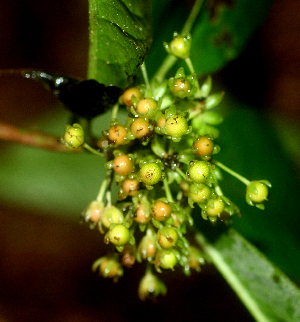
left=199, top=75, right=212, bottom=98
left=201, top=111, right=223, bottom=125
left=205, top=91, right=225, bottom=109
left=138, top=270, right=167, bottom=301
left=62, top=123, right=84, bottom=149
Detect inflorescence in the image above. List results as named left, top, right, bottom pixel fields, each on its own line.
left=60, top=32, right=271, bottom=300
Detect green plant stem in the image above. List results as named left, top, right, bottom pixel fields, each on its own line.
left=181, top=0, right=205, bottom=35
left=185, top=57, right=200, bottom=93
left=140, top=62, right=150, bottom=90
left=152, top=55, right=177, bottom=84
left=83, top=143, right=104, bottom=157
left=163, top=178, right=174, bottom=203
left=96, top=169, right=113, bottom=202
left=151, top=0, right=205, bottom=84
left=213, top=160, right=250, bottom=186
left=175, top=167, right=186, bottom=180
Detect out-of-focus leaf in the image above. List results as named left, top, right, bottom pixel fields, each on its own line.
left=88, top=0, right=152, bottom=88
left=190, top=0, right=274, bottom=74
left=196, top=230, right=300, bottom=322
left=146, top=0, right=273, bottom=77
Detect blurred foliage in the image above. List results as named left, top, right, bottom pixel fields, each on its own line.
left=146, top=0, right=274, bottom=78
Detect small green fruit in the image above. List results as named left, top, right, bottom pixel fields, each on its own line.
left=246, top=181, right=270, bottom=205
left=138, top=162, right=162, bottom=186
left=106, top=224, right=130, bottom=246
left=157, top=249, right=177, bottom=269
left=187, top=161, right=210, bottom=183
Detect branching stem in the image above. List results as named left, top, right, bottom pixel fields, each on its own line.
left=213, top=160, right=250, bottom=186
left=151, top=0, right=205, bottom=84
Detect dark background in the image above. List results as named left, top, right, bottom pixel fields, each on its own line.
left=0, top=0, right=299, bottom=321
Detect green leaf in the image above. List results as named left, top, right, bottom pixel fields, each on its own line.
left=196, top=230, right=300, bottom=322
left=190, top=0, right=274, bottom=74
left=87, top=0, right=152, bottom=88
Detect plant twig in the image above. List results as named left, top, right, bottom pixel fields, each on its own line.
left=0, top=122, right=79, bottom=152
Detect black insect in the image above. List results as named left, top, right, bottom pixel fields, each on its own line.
left=22, top=70, right=122, bottom=119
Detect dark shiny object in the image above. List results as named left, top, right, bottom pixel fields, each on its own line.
left=22, top=71, right=122, bottom=118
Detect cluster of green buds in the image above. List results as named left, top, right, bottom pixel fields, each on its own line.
left=60, top=32, right=271, bottom=300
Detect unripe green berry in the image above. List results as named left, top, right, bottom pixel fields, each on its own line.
left=165, top=115, right=188, bottom=138
left=113, top=155, right=133, bottom=176
left=101, top=206, right=124, bottom=229
left=151, top=200, right=172, bottom=221
left=187, top=161, right=210, bottom=183
left=169, top=36, right=191, bottom=59
left=206, top=197, right=225, bottom=217
left=138, top=162, right=162, bottom=186
left=156, top=249, right=177, bottom=270
left=63, top=123, right=84, bottom=149
left=157, top=227, right=178, bottom=249
left=106, top=224, right=130, bottom=246
left=188, top=183, right=211, bottom=204
left=246, top=181, right=269, bottom=204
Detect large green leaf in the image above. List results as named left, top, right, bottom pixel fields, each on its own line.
left=196, top=230, right=300, bottom=322
left=87, top=0, right=152, bottom=88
